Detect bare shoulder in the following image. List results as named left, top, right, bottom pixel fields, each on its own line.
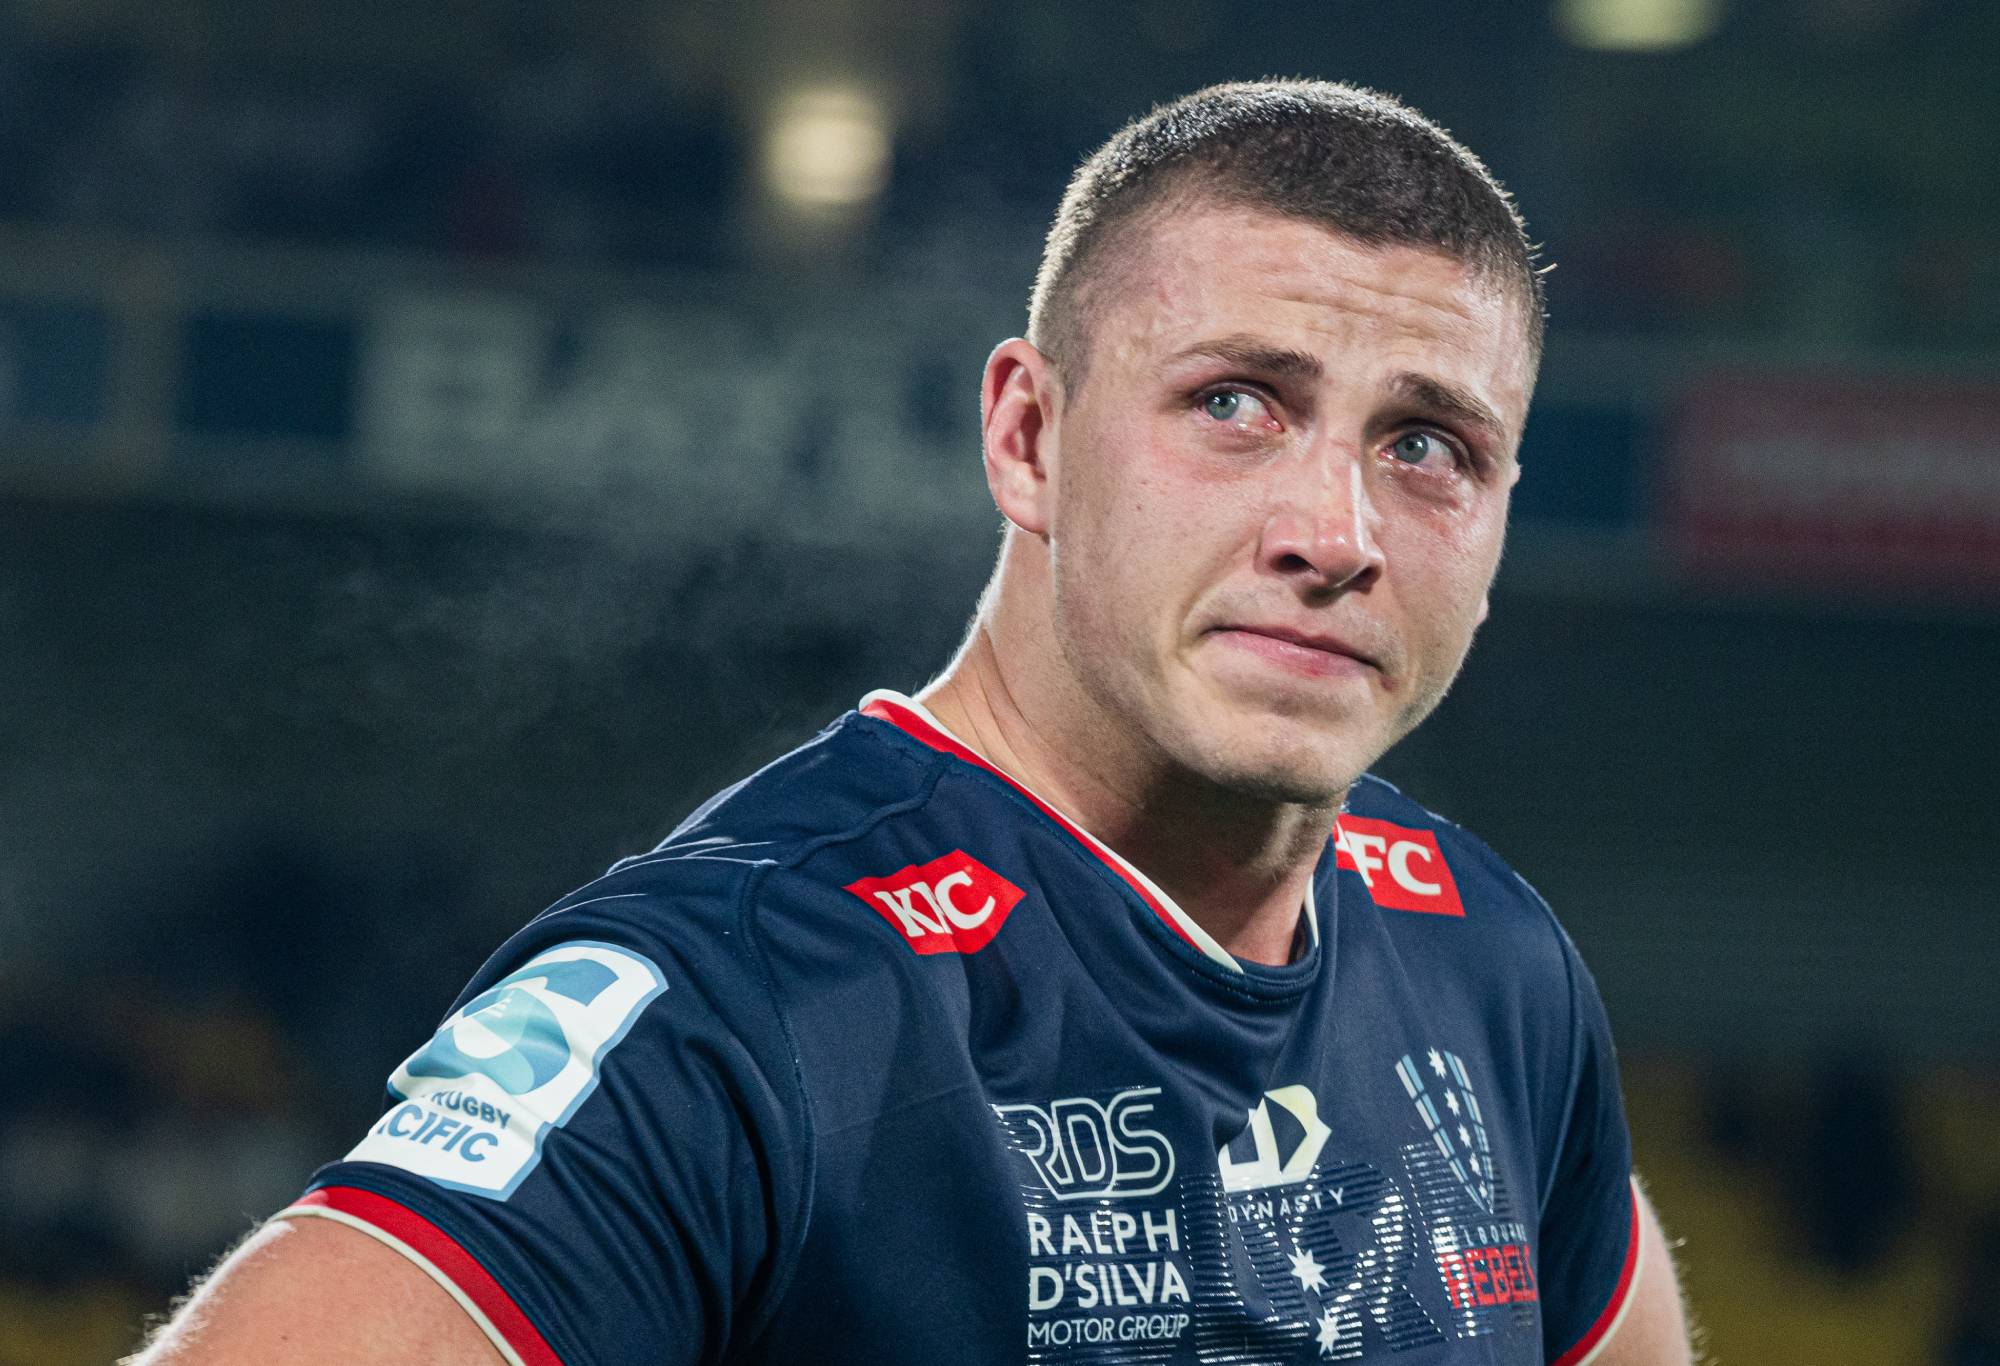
left=128, top=1214, right=502, bottom=1366
left=1589, top=1183, right=1697, bottom=1366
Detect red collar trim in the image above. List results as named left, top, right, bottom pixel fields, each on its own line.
left=860, top=691, right=1245, bottom=969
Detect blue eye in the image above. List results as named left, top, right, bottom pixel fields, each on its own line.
left=1390, top=431, right=1451, bottom=465
left=1201, top=389, right=1268, bottom=424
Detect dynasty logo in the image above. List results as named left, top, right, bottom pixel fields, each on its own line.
left=1208, top=1083, right=1437, bottom=1361
left=1216, top=1084, right=1332, bottom=1193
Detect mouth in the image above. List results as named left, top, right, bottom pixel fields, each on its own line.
left=1206, top=624, right=1382, bottom=680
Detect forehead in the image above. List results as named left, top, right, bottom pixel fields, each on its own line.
left=1087, top=203, right=1533, bottom=430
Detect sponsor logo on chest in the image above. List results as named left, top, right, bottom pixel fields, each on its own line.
left=994, top=1086, right=1195, bottom=1355
left=844, top=850, right=1026, bottom=954
left=1335, top=817, right=1465, bottom=917
left=995, top=1050, right=1537, bottom=1361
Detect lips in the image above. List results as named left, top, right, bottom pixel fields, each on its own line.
left=1214, top=623, right=1379, bottom=669
left=1206, top=622, right=1386, bottom=681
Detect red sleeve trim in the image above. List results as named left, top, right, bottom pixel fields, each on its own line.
left=1548, top=1180, right=1642, bottom=1366
left=293, top=1185, right=565, bottom=1366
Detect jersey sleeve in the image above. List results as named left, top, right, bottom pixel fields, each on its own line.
left=276, top=865, right=811, bottom=1366
left=1537, top=927, right=1640, bottom=1366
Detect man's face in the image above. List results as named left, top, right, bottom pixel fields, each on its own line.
left=1039, top=203, right=1532, bottom=804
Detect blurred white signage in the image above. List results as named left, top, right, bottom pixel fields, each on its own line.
left=355, top=287, right=991, bottom=545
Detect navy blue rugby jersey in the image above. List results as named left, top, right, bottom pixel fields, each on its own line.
left=283, top=690, right=1641, bottom=1366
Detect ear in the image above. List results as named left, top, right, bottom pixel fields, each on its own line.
left=980, top=338, right=1061, bottom=536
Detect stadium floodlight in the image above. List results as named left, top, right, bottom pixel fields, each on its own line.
left=762, top=84, right=893, bottom=210
left=1555, top=0, right=1724, bottom=50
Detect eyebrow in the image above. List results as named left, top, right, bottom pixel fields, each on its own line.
left=1166, top=337, right=1512, bottom=445
left=1387, top=372, right=1508, bottom=445
left=1165, top=336, right=1324, bottom=383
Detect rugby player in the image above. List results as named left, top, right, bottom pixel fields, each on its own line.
left=136, top=80, right=1695, bottom=1365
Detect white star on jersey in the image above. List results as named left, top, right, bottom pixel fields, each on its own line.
left=1317, top=1309, right=1341, bottom=1357
left=1428, top=1048, right=1446, bottom=1078
left=1289, top=1246, right=1328, bottom=1294
left=1445, top=1090, right=1461, bottom=1115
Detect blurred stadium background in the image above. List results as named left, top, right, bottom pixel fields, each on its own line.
left=0, top=0, right=1995, bottom=1360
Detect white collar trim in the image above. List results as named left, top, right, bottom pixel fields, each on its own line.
left=861, top=689, right=1322, bottom=972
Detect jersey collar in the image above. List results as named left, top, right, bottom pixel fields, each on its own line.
left=858, top=690, right=1323, bottom=975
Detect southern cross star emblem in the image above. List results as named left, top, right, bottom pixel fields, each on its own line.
left=1289, top=1246, right=1328, bottom=1294
left=1316, top=1308, right=1341, bottom=1357
left=1396, top=1047, right=1497, bottom=1213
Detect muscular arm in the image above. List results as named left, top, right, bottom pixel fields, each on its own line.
left=1589, top=1184, right=1696, bottom=1366
left=127, top=1216, right=502, bottom=1366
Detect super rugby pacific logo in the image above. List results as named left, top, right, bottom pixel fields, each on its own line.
left=405, top=955, right=623, bottom=1095
left=844, top=850, right=1025, bottom=955
left=344, top=941, right=666, bottom=1199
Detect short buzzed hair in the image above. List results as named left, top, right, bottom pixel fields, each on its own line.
left=1027, top=79, right=1545, bottom=391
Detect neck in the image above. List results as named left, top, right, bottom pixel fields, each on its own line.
left=918, top=623, right=1339, bottom=967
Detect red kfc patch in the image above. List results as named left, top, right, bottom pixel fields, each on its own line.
left=844, top=851, right=1026, bottom=955
left=1335, top=817, right=1465, bottom=916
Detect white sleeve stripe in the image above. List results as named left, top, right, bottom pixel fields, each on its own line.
left=273, top=1202, right=528, bottom=1366
left=1567, top=1173, right=1647, bottom=1366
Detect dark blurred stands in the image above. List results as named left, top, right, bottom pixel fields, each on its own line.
left=0, top=2, right=1992, bottom=1362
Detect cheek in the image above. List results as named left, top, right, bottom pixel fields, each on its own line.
left=1055, top=463, right=1227, bottom=669
left=1049, top=466, right=1146, bottom=646
left=1057, top=436, right=1166, bottom=584
left=1391, top=507, right=1507, bottom=641
left=1061, top=495, right=1175, bottom=654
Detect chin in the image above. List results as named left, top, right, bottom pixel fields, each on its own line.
left=1180, top=723, right=1367, bottom=807
left=1215, top=766, right=1350, bottom=807
left=1163, top=684, right=1379, bottom=800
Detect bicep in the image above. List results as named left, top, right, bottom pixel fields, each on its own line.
left=1585, top=1185, right=1693, bottom=1366
left=131, top=1215, right=504, bottom=1366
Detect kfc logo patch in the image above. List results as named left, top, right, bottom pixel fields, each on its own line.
left=845, top=850, right=1026, bottom=954
left=1335, top=817, right=1465, bottom=916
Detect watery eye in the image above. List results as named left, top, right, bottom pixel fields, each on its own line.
left=1390, top=431, right=1448, bottom=465
left=1201, top=390, right=1267, bottom=424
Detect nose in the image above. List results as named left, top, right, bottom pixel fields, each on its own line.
left=1255, top=444, right=1384, bottom=593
